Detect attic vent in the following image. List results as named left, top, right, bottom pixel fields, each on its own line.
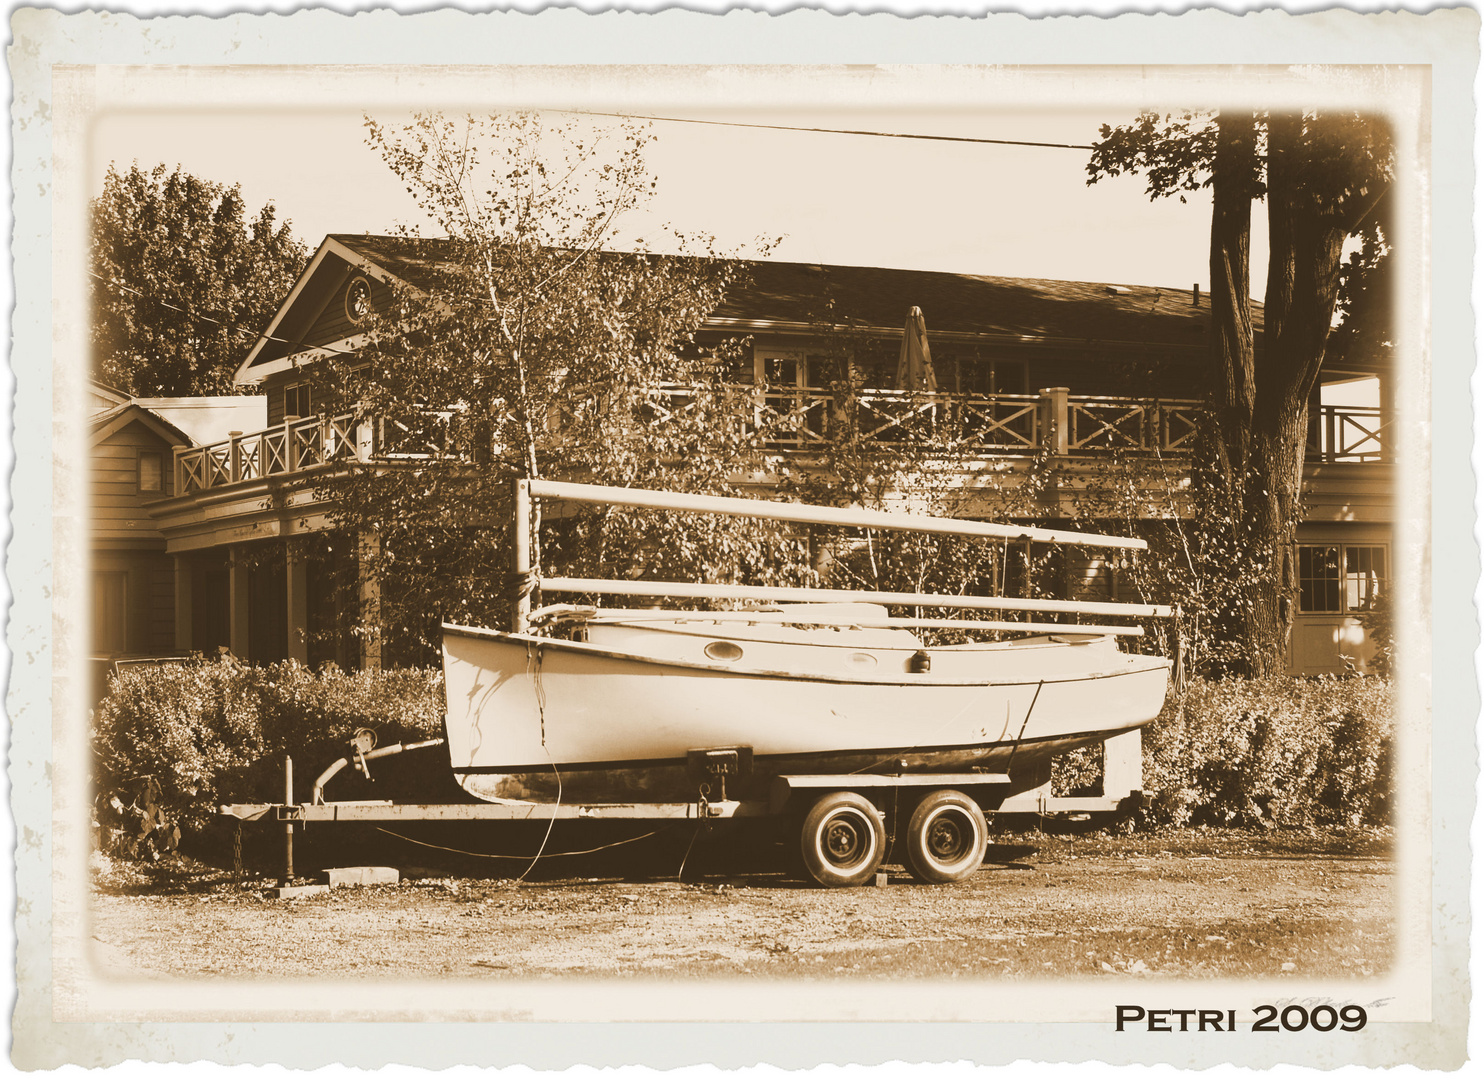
left=346, top=276, right=373, bottom=324
left=1105, top=285, right=1132, bottom=296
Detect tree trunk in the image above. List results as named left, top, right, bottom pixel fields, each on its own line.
left=1201, top=109, right=1262, bottom=671
left=1240, top=111, right=1352, bottom=676
left=1206, top=108, right=1259, bottom=501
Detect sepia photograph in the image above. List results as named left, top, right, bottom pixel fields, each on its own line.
left=9, top=5, right=1476, bottom=1071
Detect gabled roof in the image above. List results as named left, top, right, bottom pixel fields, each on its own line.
left=235, top=232, right=1247, bottom=384
left=715, top=262, right=1230, bottom=349
left=234, top=235, right=401, bottom=384
left=325, top=233, right=456, bottom=293
left=89, top=401, right=193, bottom=448
left=88, top=380, right=131, bottom=413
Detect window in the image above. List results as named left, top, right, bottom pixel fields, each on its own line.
left=1345, top=546, right=1386, bottom=612
left=756, top=351, right=809, bottom=389
left=283, top=382, right=312, bottom=420
left=138, top=451, right=163, bottom=494
left=1297, top=545, right=1386, bottom=614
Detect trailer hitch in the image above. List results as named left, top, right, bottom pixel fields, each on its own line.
left=311, top=735, right=448, bottom=804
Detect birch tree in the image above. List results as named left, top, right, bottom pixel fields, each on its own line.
left=316, top=112, right=811, bottom=659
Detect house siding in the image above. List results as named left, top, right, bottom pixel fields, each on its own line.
left=91, top=422, right=176, bottom=538
left=302, top=274, right=393, bottom=347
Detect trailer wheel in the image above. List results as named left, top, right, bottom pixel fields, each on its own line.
left=904, top=789, right=987, bottom=884
left=799, top=791, right=885, bottom=888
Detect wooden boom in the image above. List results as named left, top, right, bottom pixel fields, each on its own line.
left=527, top=479, right=1148, bottom=549
left=513, top=478, right=1168, bottom=632
left=539, top=577, right=1172, bottom=620
left=530, top=605, right=1147, bottom=636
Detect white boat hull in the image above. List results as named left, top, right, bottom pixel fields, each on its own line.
left=441, top=619, right=1171, bottom=804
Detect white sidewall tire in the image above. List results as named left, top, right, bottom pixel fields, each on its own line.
left=799, top=791, right=885, bottom=888
left=906, top=790, right=987, bottom=884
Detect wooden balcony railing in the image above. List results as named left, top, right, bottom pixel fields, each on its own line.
left=1308, top=405, right=1388, bottom=463
left=174, top=411, right=470, bottom=495
left=173, top=392, right=1386, bottom=496
left=747, top=387, right=1202, bottom=456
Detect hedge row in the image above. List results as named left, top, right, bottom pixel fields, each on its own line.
left=94, top=659, right=1393, bottom=840
left=1053, top=675, right=1394, bottom=828
left=92, top=657, right=445, bottom=831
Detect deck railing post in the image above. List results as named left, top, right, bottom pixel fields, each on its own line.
left=357, top=417, right=375, bottom=462
left=285, top=418, right=298, bottom=472
left=1039, top=388, right=1069, bottom=455
left=513, top=478, right=532, bottom=633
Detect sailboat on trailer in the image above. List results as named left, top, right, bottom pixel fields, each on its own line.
left=441, top=480, right=1172, bottom=805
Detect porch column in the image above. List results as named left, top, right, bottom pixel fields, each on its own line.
left=173, top=554, right=193, bottom=653
left=285, top=546, right=309, bottom=665
left=1039, top=387, right=1069, bottom=455
left=357, top=530, right=382, bottom=670
left=228, top=546, right=251, bottom=661
left=1379, top=374, right=1395, bottom=463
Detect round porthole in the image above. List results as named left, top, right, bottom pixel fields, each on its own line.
left=345, top=276, right=372, bottom=324
left=704, top=640, right=744, bottom=662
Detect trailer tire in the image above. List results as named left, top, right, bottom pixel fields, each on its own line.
left=904, top=789, right=987, bottom=884
left=799, top=791, right=885, bottom=888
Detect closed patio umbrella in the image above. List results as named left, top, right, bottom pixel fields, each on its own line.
left=895, top=305, right=939, bottom=392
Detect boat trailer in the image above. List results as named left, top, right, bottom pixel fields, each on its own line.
left=219, top=730, right=1145, bottom=889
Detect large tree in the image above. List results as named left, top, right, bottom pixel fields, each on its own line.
left=90, top=163, right=308, bottom=395
left=316, top=112, right=813, bottom=659
left=1088, top=109, right=1393, bottom=675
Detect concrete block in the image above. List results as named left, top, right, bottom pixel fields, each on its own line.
left=273, top=883, right=330, bottom=899
left=873, top=872, right=889, bottom=887
left=323, top=866, right=400, bottom=888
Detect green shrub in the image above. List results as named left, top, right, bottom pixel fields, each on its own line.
left=92, top=658, right=444, bottom=833
left=1137, top=675, right=1393, bottom=828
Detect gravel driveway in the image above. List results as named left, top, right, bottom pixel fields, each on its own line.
left=90, top=826, right=1392, bottom=981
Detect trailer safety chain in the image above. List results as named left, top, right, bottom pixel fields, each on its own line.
left=373, top=825, right=673, bottom=860
left=233, top=823, right=243, bottom=881
left=676, top=816, right=711, bottom=882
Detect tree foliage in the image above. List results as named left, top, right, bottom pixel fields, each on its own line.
left=316, top=113, right=813, bottom=660
left=90, top=164, right=308, bottom=396
left=1087, top=109, right=1393, bottom=675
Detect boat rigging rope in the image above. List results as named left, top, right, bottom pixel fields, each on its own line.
left=515, top=641, right=563, bottom=885
left=1172, top=607, right=1188, bottom=695
left=1003, top=680, right=1046, bottom=775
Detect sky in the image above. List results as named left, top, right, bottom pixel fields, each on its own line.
left=91, top=104, right=1270, bottom=296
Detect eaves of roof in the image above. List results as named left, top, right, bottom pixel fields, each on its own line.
left=89, top=402, right=194, bottom=448
left=243, top=235, right=1262, bottom=379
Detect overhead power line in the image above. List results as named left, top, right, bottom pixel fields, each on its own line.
left=572, top=110, right=1094, bottom=151
left=89, top=269, right=358, bottom=359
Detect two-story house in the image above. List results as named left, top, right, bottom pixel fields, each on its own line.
left=126, top=234, right=1392, bottom=675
